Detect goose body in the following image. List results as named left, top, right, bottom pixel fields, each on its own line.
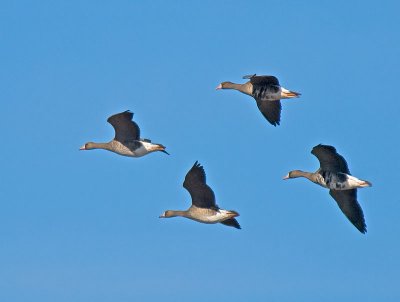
left=283, top=144, right=371, bottom=233
left=315, top=170, right=372, bottom=190
left=87, top=140, right=166, bottom=158
left=289, top=169, right=372, bottom=190
left=169, top=206, right=239, bottom=224
left=159, top=161, right=241, bottom=229
left=80, top=110, right=168, bottom=157
left=216, top=74, right=300, bottom=126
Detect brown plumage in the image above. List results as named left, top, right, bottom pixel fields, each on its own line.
left=216, top=74, right=300, bottom=126
left=284, top=144, right=370, bottom=234
left=160, top=161, right=241, bottom=229
left=80, top=110, right=169, bottom=157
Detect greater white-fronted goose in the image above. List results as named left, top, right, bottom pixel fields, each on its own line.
left=216, top=74, right=300, bottom=126
left=159, top=161, right=241, bottom=229
left=80, top=110, right=169, bottom=157
left=283, top=144, right=371, bottom=233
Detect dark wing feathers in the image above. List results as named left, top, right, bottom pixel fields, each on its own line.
left=245, top=75, right=282, bottom=126
left=250, top=75, right=280, bottom=100
left=220, top=218, right=241, bottom=229
left=247, top=75, right=280, bottom=86
left=107, top=110, right=140, bottom=142
left=184, top=161, right=206, bottom=184
left=311, top=144, right=350, bottom=174
left=256, top=100, right=282, bottom=126
left=329, top=189, right=367, bottom=234
left=183, top=161, right=217, bottom=209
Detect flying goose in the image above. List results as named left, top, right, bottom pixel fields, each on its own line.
left=159, top=161, right=241, bottom=229
left=216, top=74, right=300, bottom=126
left=283, top=144, right=371, bottom=233
left=80, top=110, right=169, bottom=157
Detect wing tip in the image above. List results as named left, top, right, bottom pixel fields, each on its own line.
left=311, top=144, right=338, bottom=155
left=356, top=223, right=367, bottom=234
left=266, top=119, right=280, bottom=126
left=107, top=110, right=134, bottom=123
left=193, top=160, right=203, bottom=170
left=221, top=218, right=241, bottom=229
left=123, top=110, right=134, bottom=119
left=183, top=160, right=206, bottom=189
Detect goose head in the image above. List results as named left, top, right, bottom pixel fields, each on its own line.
left=79, top=142, right=95, bottom=150
left=216, top=81, right=234, bottom=90
left=283, top=170, right=304, bottom=180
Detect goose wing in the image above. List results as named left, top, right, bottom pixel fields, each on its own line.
left=107, top=110, right=140, bottom=142
left=329, top=189, right=367, bottom=234
left=311, top=144, right=350, bottom=174
left=220, top=218, right=241, bottom=229
left=244, top=74, right=280, bottom=86
left=245, top=75, right=282, bottom=126
left=250, top=75, right=281, bottom=101
left=256, top=99, right=282, bottom=126
left=183, top=161, right=217, bottom=209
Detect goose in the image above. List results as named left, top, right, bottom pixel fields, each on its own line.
left=80, top=110, right=169, bottom=157
left=159, top=161, right=241, bottom=229
left=216, top=74, right=300, bottom=126
left=283, top=144, right=371, bottom=233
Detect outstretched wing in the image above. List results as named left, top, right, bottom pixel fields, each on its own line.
left=311, top=144, right=350, bottom=174
left=244, top=75, right=282, bottom=126
left=256, top=99, right=282, bottom=126
left=183, top=161, right=217, bottom=209
left=329, top=189, right=367, bottom=234
left=107, top=110, right=140, bottom=142
left=220, top=218, right=241, bottom=229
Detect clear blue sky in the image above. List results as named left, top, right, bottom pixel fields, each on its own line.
left=1, top=1, right=399, bottom=301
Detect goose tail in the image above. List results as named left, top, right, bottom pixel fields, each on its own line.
left=359, top=180, right=372, bottom=188
left=281, top=87, right=301, bottom=98
left=158, top=144, right=170, bottom=155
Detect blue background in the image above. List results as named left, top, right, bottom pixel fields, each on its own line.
left=1, top=1, right=399, bottom=301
